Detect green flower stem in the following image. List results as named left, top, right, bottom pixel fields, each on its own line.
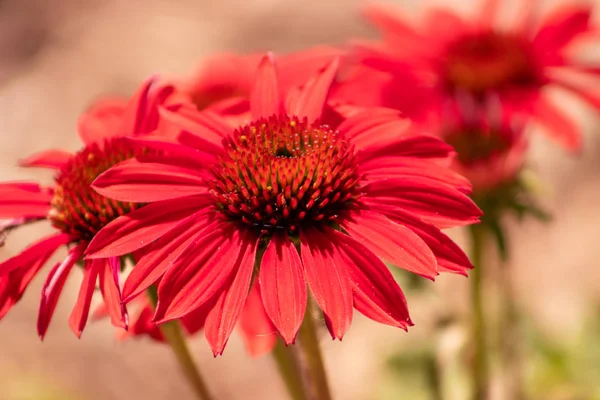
left=470, top=225, right=489, bottom=400
left=147, top=288, right=215, bottom=400
left=499, top=263, right=525, bottom=400
left=297, top=298, right=333, bottom=400
left=272, top=338, right=308, bottom=400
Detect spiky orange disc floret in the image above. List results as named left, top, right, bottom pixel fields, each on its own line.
left=210, top=115, right=363, bottom=234
left=49, top=138, right=146, bottom=240
left=443, top=32, right=541, bottom=94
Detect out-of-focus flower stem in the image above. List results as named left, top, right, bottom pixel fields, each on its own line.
left=470, top=225, right=489, bottom=400
left=297, top=297, right=332, bottom=400
left=499, top=263, right=525, bottom=400
left=147, top=288, right=215, bottom=400
left=272, top=338, right=308, bottom=400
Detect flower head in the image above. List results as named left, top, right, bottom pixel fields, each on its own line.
left=442, top=104, right=527, bottom=194
left=0, top=78, right=177, bottom=338
left=343, top=0, right=600, bottom=150
left=87, top=53, right=481, bottom=356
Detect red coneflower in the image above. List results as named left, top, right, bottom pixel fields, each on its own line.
left=343, top=0, right=600, bottom=150
left=86, top=53, right=482, bottom=356
left=0, top=78, right=178, bottom=338
left=441, top=102, right=528, bottom=194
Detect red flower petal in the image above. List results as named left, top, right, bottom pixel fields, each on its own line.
left=331, top=229, right=412, bottom=329
left=99, top=257, right=128, bottom=330
left=0, top=233, right=71, bottom=275
left=154, top=223, right=247, bottom=322
left=68, top=260, right=101, bottom=338
left=124, top=136, right=216, bottom=169
left=159, top=105, right=231, bottom=151
left=260, top=233, right=307, bottom=345
left=238, top=282, right=277, bottom=357
left=37, top=242, right=87, bottom=339
left=361, top=157, right=471, bottom=193
left=364, top=179, right=482, bottom=229
left=250, top=54, right=280, bottom=119
left=356, top=135, right=454, bottom=165
left=18, top=150, right=73, bottom=170
left=555, top=78, right=600, bottom=111
left=204, top=232, right=257, bottom=356
left=85, top=195, right=212, bottom=259
left=338, top=108, right=411, bottom=151
left=340, top=209, right=438, bottom=280
left=337, top=107, right=401, bottom=139
left=300, top=229, right=352, bottom=340
left=92, top=158, right=208, bottom=203
left=122, top=212, right=219, bottom=302
left=0, top=183, right=53, bottom=219
left=277, top=46, right=345, bottom=94
left=534, top=6, right=591, bottom=54
left=0, top=235, right=69, bottom=319
left=77, top=98, right=128, bottom=145
left=533, top=94, right=580, bottom=151
left=378, top=206, right=473, bottom=275
left=286, top=59, right=339, bottom=123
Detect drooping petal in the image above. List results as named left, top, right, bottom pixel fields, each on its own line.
left=555, top=78, right=600, bottom=111
left=68, top=260, right=101, bottom=338
left=18, top=150, right=73, bottom=170
left=300, top=229, right=352, bottom=340
left=260, top=233, right=307, bottom=345
left=250, top=54, right=280, bottom=119
left=0, top=235, right=69, bottom=319
left=204, top=232, right=257, bottom=356
left=0, top=183, right=53, bottom=219
left=331, top=229, right=412, bottom=329
left=533, top=6, right=592, bottom=54
left=363, top=179, right=482, bottom=228
left=122, top=212, right=220, bottom=302
left=154, top=224, right=251, bottom=322
left=378, top=206, right=473, bottom=275
left=85, top=195, right=212, bottom=258
left=99, top=257, right=128, bottom=330
left=92, top=158, right=209, bottom=203
left=340, top=209, right=438, bottom=279
left=238, top=282, right=277, bottom=357
left=0, top=233, right=71, bottom=275
left=533, top=94, right=581, bottom=150
left=37, top=242, right=87, bottom=339
left=286, top=59, right=339, bottom=123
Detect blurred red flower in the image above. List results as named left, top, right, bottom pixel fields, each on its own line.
left=0, top=78, right=178, bottom=339
left=85, top=53, right=481, bottom=356
left=442, top=103, right=528, bottom=194
left=339, top=0, right=600, bottom=150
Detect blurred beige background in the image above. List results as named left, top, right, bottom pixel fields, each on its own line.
left=1, top=0, right=600, bottom=399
